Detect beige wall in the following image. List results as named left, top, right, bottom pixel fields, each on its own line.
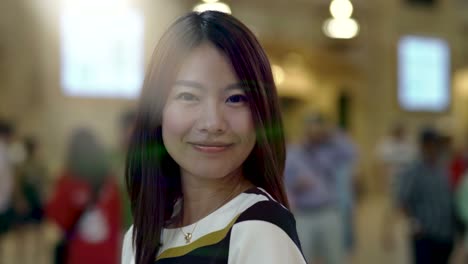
left=0, top=0, right=186, bottom=173
left=1, top=0, right=468, bottom=191
left=246, top=0, right=468, bottom=193
left=357, top=0, right=463, bottom=193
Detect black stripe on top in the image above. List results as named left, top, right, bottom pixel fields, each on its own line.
left=156, top=233, right=232, bottom=264
left=234, top=199, right=304, bottom=253
left=155, top=188, right=304, bottom=264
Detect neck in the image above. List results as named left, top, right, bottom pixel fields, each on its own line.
left=178, top=168, right=253, bottom=226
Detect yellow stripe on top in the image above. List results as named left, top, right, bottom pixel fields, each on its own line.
left=156, top=214, right=240, bottom=261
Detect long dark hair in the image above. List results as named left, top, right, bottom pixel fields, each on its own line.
left=126, top=11, right=287, bottom=264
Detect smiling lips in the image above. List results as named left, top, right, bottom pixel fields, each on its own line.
left=189, top=142, right=233, bottom=153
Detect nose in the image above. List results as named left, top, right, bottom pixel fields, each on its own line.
left=195, top=101, right=227, bottom=135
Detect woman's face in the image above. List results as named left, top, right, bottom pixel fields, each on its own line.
left=162, top=43, right=256, bottom=181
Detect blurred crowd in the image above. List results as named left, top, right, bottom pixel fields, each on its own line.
left=285, top=113, right=468, bottom=264
left=0, top=111, right=135, bottom=264
left=3, top=110, right=468, bottom=264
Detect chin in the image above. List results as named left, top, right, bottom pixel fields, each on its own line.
left=195, top=169, right=232, bottom=180
left=187, top=164, right=240, bottom=180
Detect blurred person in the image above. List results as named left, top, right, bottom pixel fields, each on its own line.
left=45, top=129, right=122, bottom=264
left=313, top=116, right=359, bottom=255
left=0, top=122, right=32, bottom=264
left=15, top=137, right=47, bottom=224
left=332, top=129, right=359, bottom=256
left=285, top=113, right=353, bottom=264
left=455, top=171, right=468, bottom=263
left=449, top=134, right=468, bottom=191
left=450, top=150, right=467, bottom=191
left=8, top=134, right=29, bottom=224
left=10, top=137, right=48, bottom=264
left=376, top=122, right=416, bottom=194
left=439, top=134, right=453, bottom=162
left=376, top=122, right=416, bottom=249
left=397, top=127, right=456, bottom=264
left=0, top=120, right=14, bottom=261
left=450, top=134, right=468, bottom=261
left=122, top=11, right=306, bottom=264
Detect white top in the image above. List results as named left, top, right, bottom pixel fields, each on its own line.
left=376, top=137, right=416, bottom=177
left=121, top=187, right=306, bottom=264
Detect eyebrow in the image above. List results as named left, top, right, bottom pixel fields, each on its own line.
left=173, top=80, right=204, bottom=90
left=174, top=80, right=245, bottom=92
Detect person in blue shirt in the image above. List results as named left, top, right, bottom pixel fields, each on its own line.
left=285, top=113, right=357, bottom=264
left=397, top=127, right=455, bottom=264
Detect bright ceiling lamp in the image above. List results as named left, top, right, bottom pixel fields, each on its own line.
left=323, top=0, right=359, bottom=39
left=193, top=0, right=231, bottom=14
left=330, top=0, right=353, bottom=19
left=323, top=17, right=359, bottom=39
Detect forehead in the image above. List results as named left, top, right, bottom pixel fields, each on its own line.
left=175, top=43, right=238, bottom=85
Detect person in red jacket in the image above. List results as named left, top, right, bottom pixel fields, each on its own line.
left=46, top=129, right=121, bottom=264
left=450, top=151, right=468, bottom=191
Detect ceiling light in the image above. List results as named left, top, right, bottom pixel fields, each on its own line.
left=193, top=2, right=231, bottom=14
left=330, top=0, right=353, bottom=19
left=322, top=18, right=359, bottom=39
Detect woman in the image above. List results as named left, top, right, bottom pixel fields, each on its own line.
left=122, top=11, right=306, bottom=264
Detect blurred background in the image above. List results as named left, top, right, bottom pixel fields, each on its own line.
left=1, top=0, right=468, bottom=263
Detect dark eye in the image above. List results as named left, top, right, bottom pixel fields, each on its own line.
left=226, top=94, right=248, bottom=104
left=177, top=93, right=197, bottom=101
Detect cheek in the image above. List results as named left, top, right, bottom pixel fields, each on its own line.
left=228, top=109, right=256, bottom=143
left=162, top=103, right=193, bottom=143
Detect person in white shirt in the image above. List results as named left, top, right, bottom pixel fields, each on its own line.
left=0, top=120, right=14, bottom=262
left=376, top=123, right=416, bottom=191
left=376, top=122, right=416, bottom=249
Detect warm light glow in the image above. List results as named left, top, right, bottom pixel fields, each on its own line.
left=275, top=65, right=315, bottom=98
left=330, top=0, right=353, bottom=19
left=322, top=18, right=359, bottom=39
left=272, top=64, right=285, bottom=85
left=62, top=0, right=129, bottom=11
left=193, top=2, right=231, bottom=14
left=455, top=69, right=468, bottom=97
left=202, top=0, right=219, bottom=3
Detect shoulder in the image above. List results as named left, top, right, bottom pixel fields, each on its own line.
left=123, top=225, right=133, bottom=246
left=122, top=226, right=135, bottom=264
left=233, top=188, right=302, bottom=249
left=237, top=189, right=295, bottom=231
left=229, top=189, right=305, bottom=263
